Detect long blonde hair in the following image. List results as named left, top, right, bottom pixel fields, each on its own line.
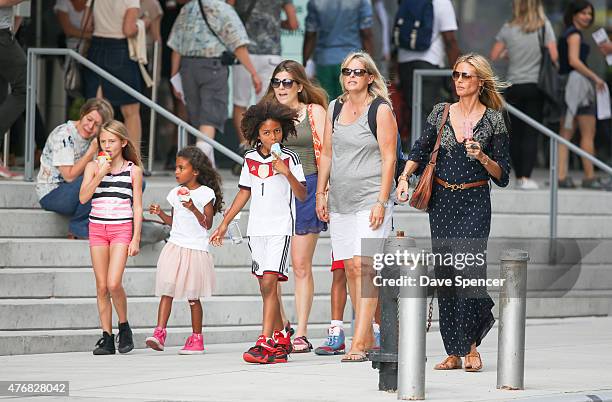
left=98, top=120, right=143, bottom=167
left=339, top=51, right=391, bottom=107
left=510, top=0, right=546, bottom=33
left=454, top=53, right=509, bottom=111
left=263, top=60, right=328, bottom=108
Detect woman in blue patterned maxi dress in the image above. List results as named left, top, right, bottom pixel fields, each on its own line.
left=397, top=53, right=511, bottom=372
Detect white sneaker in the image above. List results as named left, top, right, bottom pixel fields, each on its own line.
left=517, top=178, right=539, bottom=190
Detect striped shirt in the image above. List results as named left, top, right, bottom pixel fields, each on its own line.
left=90, top=161, right=134, bottom=224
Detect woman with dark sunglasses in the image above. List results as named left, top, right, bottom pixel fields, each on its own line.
left=262, top=60, right=328, bottom=353
left=315, top=51, right=398, bottom=363
left=397, top=54, right=511, bottom=372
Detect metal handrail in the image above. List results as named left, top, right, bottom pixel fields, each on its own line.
left=412, top=69, right=612, bottom=240
left=24, top=47, right=243, bottom=181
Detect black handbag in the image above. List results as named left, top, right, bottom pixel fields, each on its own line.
left=197, top=0, right=246, bottom=66
left=537, top=24, right=560, bottom=104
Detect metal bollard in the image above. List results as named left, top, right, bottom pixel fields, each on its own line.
left=497, top=249, right=529, bottom=390
left=369, top=234, right=416, bottom=392
left=397, top=245, right=427, bottom=400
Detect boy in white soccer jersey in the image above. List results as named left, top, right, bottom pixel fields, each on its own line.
left=211, top=100, right=307, bottom=364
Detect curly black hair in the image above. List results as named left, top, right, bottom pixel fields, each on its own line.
left=176, top=146, right=224, bottom=214
left=240, top=100, right=299, bottom=147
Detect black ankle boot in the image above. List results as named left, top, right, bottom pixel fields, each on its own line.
left=93, top=331, right=116, bottom=355
left=117, top=321, right=134, bottom=354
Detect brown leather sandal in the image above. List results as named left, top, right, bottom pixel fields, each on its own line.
left=434, top=355, right=462, bottom=370
left=464, top=351, right=482, bottom=372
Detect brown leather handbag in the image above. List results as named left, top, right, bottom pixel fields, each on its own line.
left=409, top=103, right=450, bottom=211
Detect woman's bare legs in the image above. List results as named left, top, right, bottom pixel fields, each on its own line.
left=120, top=103, right=142, bottom=156
left=291, top=233, right=318, bottom=338
left=343, top=256, right=377, bottom=360
left=576, top=114, right=597, bottom=180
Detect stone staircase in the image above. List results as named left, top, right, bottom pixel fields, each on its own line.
left=1, top=173, right=611, bottom=355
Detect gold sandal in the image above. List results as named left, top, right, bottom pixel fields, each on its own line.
left=464, top=351, right=482, bottom=372
left=434, top=355, right=462, bottom=370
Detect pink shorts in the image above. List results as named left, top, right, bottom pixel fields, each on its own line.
left=89, top=222, right=133, bottom=247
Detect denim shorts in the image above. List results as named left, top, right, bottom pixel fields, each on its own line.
left=295, top=173, right=328, bottom=235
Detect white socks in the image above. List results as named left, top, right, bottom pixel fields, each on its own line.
left=331, top=320, right=343, bottom=328
left=196, top=140, right=216, bottom=169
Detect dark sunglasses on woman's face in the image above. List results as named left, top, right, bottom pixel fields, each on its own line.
left=341, top=68, right=368, bottom=77
left=270, top=78, right=295, bottom=89
left=452, top=71, right=477, bottom=81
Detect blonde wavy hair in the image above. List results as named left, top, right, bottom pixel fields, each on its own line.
left=339, top=51, right=391, bottom=107
left=98, top=120, right=143, bottom=168
left=510, top=0, right=546, bottom=33
left=454, top=53, right=509, bottom=111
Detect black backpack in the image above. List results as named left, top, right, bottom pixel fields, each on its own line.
left=332, top=97, right=407, bottom=183
left=393, top=0, right=434, bottom=51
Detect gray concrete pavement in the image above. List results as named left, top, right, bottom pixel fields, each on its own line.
left=1, top=317, right=611, bottom=401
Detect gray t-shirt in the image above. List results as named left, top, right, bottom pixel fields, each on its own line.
left=0, top=6, right=13, bottom=30
left=496, top=20, right=555, bottom=85
left=328, top=100, right=394, bottom=214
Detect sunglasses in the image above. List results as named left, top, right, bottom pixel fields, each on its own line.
left=341, top=68, right=369, bottom=77
left=270, top=78, right=296, bottom=89
left=452, top=71, right=477, bottom=81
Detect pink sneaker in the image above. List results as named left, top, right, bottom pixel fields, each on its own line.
left=0, top=164, right=23, bottom=180
left=145, top=327, right=167, bottom=351
left=178, top=333, right=205, bottom=355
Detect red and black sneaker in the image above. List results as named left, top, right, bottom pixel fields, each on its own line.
left=273, top=322, right=295, bottom=355
left=272, top=346, right=288, bottom=363
left=243, top=335, right=276, bottom=364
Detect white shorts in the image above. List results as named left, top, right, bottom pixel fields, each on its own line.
left=247, top=235, right=291, bottom=281
left=329, top=206, right=393, bottom=261
left=232, top=54, right=283, bottom=107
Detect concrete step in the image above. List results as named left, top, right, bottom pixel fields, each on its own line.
left=0, top=266, right=337, bottom=298
left=0, top=180, right=244, bottom=210
left=1, top=263, right=609, bottom=299
left=3, top=208, right=612, bottom=238
left=0, top=292, right=608, bottom=356
left=0, top=323, right=351, bottom=356
left=423, top=291, right=612, bottom=325
left=0, top=296, right=351, bottom=331
left=2, top=237, right=611, bottom=268
left=3, top=180, right=612, bottom=215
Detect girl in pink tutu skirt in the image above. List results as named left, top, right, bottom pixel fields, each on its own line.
left=145, top=146, right=223, bottom=354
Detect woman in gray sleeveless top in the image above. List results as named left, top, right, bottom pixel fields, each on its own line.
left=316, top=51, right=398, bottom=362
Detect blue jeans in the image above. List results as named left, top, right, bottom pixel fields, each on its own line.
left=39, top=176, right=90, bottom=238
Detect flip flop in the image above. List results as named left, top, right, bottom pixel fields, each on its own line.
left=341, top=351, right=368, bottom=363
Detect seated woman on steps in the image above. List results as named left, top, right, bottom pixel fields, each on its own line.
left=36, top=98, right=114, bottom=239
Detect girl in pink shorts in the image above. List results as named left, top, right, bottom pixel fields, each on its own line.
left=145, top=146, right=223, bottom=355
left=79, top=120, right=144, bottom=356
